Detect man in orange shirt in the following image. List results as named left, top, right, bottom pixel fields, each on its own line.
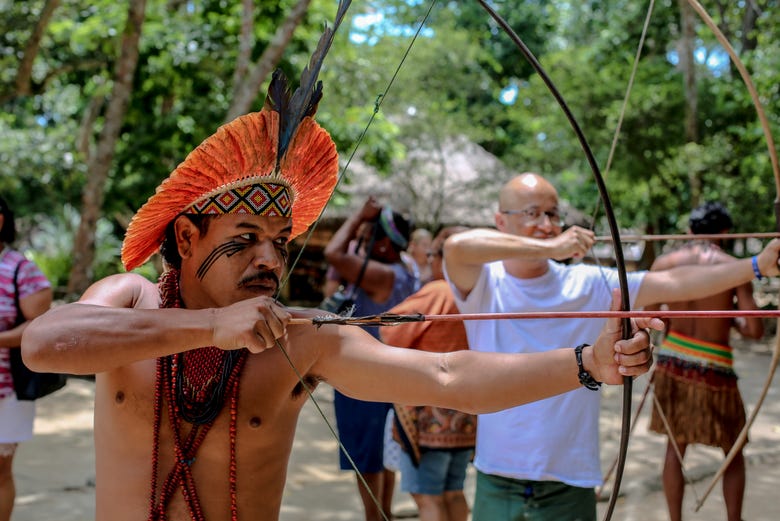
left=382, top=226, right=473, bottom=521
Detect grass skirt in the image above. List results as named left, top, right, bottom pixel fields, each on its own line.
left=649, top=355, right=746, bottom=451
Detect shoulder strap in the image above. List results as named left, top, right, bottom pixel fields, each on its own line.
left=344, top=224, right=378, bottom=299
left=12, top=259, right=25, bottom=326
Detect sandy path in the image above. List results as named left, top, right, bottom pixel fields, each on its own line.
left=11, top=337, right=780, bottom=520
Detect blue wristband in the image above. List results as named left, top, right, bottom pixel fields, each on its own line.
left=752, top=256, right=764, bottom=280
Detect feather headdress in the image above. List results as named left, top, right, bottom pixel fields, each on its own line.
left=121, top=0, right=350, bottom=272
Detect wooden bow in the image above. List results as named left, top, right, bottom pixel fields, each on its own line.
left=475, top=3, right=633, bottom=520
left=681, top=0, right=780, bottom=511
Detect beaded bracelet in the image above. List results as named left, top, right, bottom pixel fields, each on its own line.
left=752, top=256, right=764, bottom=280
left=574, top=344, right=601, bottom=391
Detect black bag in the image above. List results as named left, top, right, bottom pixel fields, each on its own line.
left=9, top=260, right=67, bottom=401
left=9, top=349, right=67, bottom=401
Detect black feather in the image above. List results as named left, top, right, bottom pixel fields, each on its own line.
left=264, top=69, right=291, bottom=114
left=276, top=0, right=351, bottom=162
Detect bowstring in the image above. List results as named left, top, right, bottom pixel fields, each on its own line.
left=585, top=1, right=658, bottom=497
left=649, top=383, right=703, bottom=503
left=585, top=4, right=658, bottom=517
left=588, top=0, right=655, bottom=292
left=589, top=0, right=656, bottom=228
left=271, top=1, right=439, bottom=519
left=278, top=0, right=438, bottom=292
left=685, top=0, right=780, bottom=510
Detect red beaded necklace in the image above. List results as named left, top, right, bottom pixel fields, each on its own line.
left=148, top=269, right=248, bottom=521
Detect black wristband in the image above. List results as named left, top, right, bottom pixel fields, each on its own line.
left=574, top=343, right=602, bottom=391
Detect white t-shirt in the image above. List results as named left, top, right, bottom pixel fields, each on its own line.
left=446, top=259, right=645, bottom=487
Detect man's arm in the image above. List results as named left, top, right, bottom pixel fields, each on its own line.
left=21, top=273, right=290, bottom=375
left=323, top=196, right=396, bottom=302
left=734, top=280, right=764, bottom=339
left=443, top=227, right=595, bottom=297
left=311, top=290, right=661, bottom=413
left=634, top=239, right=780, bottom=308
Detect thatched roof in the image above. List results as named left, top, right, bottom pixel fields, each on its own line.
left=317, top=135, right=611, bottom=258
left=322, top=135, right=509, bottom=228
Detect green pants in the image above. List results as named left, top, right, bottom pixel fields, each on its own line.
left=472, top=471, right=596, bottom=521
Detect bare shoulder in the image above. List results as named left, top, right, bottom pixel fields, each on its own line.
left=79, top=272, right=160, bottom=309
left=653, top=243, right=734, bottom=269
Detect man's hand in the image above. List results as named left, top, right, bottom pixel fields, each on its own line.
left=586, top=289, right=664, bottom=385
left=756, top=238, right=780, bottom=278
left=211, top=296, right=291, bottom=353
left=548, top=226, right=595, bottom=261
left=358, top=195, right=382, bottom=223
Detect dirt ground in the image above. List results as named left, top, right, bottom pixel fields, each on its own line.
left=10, top=336, right=780, bottom=521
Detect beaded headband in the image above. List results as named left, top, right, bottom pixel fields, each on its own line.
left=188, top=182, right=292, bottom=217
left=379, top=206, right=409, bottom=250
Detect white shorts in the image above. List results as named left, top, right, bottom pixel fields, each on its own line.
left=0, top=394, right=35, bottom=443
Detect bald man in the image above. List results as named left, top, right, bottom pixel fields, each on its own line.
left=443, top=173, right=780, bottom=521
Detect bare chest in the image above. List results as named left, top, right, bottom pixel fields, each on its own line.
left=93, top=349, right=318, bottom=520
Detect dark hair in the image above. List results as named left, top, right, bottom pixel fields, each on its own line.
left=689, top=201, right=733, bottom=235
left=160, top=214, right=214, bottom=269
left=0, top=195, right=16, bottom=244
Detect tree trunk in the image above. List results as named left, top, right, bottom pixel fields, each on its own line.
left=231, top=0, right=255, bottom=95
left=67, top=0, right=147, bottom=298
left=678, top=0, right=700, bottom=206
left=14, top=0, right=61, bottom=96
left=77, top=88, right=106, bottom=158
left=741, top=1, right=760, bottom=52
left=225, top=0, right=312, bottom=122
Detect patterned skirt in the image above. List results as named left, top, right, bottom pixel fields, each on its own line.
left=649, top=353, right=746, bottom=451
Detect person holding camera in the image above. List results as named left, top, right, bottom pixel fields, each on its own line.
left=324, top=196, right=419, bottom=521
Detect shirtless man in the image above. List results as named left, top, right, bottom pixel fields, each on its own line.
left=19, top=72, right=657, bottom=520
left=647, top=202, right=761, bottom=521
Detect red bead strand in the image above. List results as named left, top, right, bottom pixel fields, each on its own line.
left=148, top=269, right=248, bottom=521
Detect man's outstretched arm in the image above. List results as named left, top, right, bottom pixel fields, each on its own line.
left=635, top=238, right=780, bottom=308
left=21, top=273, right=290, bottom=375
left=312, top=289, right=661, bottom=414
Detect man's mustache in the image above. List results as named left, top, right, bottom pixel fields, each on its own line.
left=239, top=272, right=280, bottom=292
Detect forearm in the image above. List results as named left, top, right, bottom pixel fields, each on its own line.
left=342, top=347, right=586, bottom=414
left=21, top=304, right=215, bottom=374
left=736, top=283, right=764, bottom=339
left=376, top=319, right=648, bottom=413
left=445, top=228, right=554, bottom=267
left=324, top=212, right=361, bottom=263
left=637, top=258, right=755, bottom=307
left=319, top=318, right=648, bottom=412
left=0, top=322, right=27, bottom=349
left=424, top=349, right=584, bottom=413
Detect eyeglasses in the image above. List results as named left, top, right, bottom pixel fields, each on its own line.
left=500, top=207, right=565, bottom=227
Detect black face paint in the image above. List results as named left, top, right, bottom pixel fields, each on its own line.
left=196, top=241, right=247, bottom=280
